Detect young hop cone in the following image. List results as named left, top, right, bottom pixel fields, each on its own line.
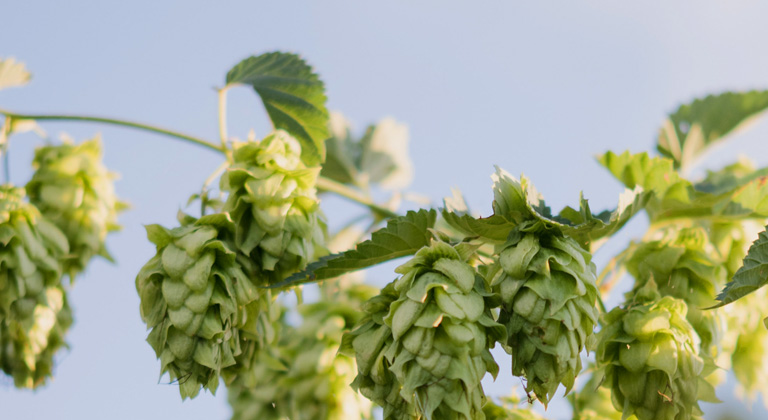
left=596, top=281, right=717, bottom=420
left=624, top=226, right=726, bottom=359
left=340, top=282, right=418, bottom=420
left=0, top=185, right=72, bottom=388
left=220, top=130, right=324, bottom=284
left=26, top=137, right=125, bottom=277
left=229, top=283, right=376, bottom=420
left=135, top=212, right=268, bottom=399
left=493, top=230, right=599, bottom=405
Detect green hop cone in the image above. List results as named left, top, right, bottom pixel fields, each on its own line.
left=340, top=282, right=418, bottom=420
left=135, top=212, right=269, bottom=399
left=354, top=240, right=503, bottom=420
left=596, top=281, right=717, bottom=420
left=0, top=185, right=72, bottom=388
left=220, top=130, right=324, bottom=284
left=229, top=283, right=376, bottom=420
left=26, top=136, right=126, bottom=277
left=493, top=230, right=599, bottom=405
left=624, top=226, right=726, bottom=358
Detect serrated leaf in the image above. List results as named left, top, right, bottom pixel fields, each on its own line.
left=273, top=209, right=437, bottom=287
left=442, top=167, right=647, bottom=251
left=0, top=57, right=31, bottom=90
left=712, top=225, right=768, bottom=308
left=225, top=52, right=329, bottom=166
left=658, top=90, right=768, bottom=169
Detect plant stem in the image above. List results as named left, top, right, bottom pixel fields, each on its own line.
left=1, top=117, right=11, bottom=183
left=316, top=176, right=399, bottom=219
left=217, top=88, right=229, bottom=149
left=0, top=108, right=224, bottom=154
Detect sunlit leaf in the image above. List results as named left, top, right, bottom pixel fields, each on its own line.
left=658, top=90, right=768, bottom=169
left=0, top=57, right=30, bottom=91
left=226, top=52, right=329, bottom=166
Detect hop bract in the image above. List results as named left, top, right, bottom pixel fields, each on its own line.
left=135, top=212, right=268, bottom=399
left=220, top=130, right=324, bottom=284
left=493, top=231, right=599, bottom=404
left=596, top=282, right=717, bottom=420
left=0, top=185, right=72, bottom=388
left=229, top=284, right=376, bottom=420
left=26, top=137, right=125, bottom=277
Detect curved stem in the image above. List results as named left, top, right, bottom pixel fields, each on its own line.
left=316, top=176, right=399, bottom=219
left=217, top=88, right=229, bottom=148
left=0, top=108, right=224, bottom=154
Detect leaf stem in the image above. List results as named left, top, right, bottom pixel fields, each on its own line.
left=0, top=108, right=225, bottom=154
left=1, top=117, right=11, bottom=183
left=217, top=88, right=229, bottom=149
left=316, top=176, right=399, bottom=219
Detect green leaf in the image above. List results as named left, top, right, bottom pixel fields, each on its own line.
left=658, top=90, right=768, bottom=169
left=442, top=167, right=647, bottom=251
left=712, top=225, right=768, bottom=308
left=225, top=52, right=329, bottom=166
left=0, top=57, right=31, bottom=90
left=273, top=209, right=437, bottom=288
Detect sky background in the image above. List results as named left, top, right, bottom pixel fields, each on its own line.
left=3, top=1, right=768, bottom=419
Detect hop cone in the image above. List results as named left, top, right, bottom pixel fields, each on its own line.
left=229, top=283, right=376, bottom=420
left=135, top=212, right=269, bottom=399
left=347, top=241, right=503, bottom=419
left=596, top=281, right=717, bottom=420
left=220, top=130, right=323, bottom=283
left=624, top=227, right=726, bottom=358
left=493, top=231, right=599, bottom=404
left=0, top=185, right=72, bottom=388
left=340, top=282, right=417, bottom=420
left=26, top=137, right=125, bottom=277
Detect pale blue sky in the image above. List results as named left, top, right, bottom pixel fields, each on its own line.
left=2, top=1, right=768, bottom=419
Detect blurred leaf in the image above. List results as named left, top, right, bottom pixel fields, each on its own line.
left=658, top=90, right=768, bottom=169
left=226, top=52, right=329, bottom=166
left=320, top=112, right=359, bottom=185
left=359, top=118, right=413, bottom=189
left=713, top=225, right=768, bottom=308
left=0, top=57, right=30, bottom=90
left=273, top=209, right=437, bottom=287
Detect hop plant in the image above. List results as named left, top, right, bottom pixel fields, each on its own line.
left=346, top=240, right=503, bottom=420
left=135, top=212, right=269, bottom=399
left=0, top=185, right=72, bottom=388
left=596, top=281, right=717, bottom=420
left=229, top=283, right=376, bottom=420
left=220, top=130, right=324, bottom=284
left=493, top=229, right=599, bottom=404
left=26, top=137, right=125, bottom=277
left=623, top=226, right=726, bottom=358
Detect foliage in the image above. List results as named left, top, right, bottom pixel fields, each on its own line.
left=2, top=51, right=768, bottom=420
